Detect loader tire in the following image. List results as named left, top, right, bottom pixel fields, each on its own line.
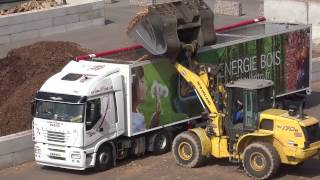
left=243, top=142, right=280, bottom=180
left=282, top=162, right=304, bottom=170
left=172, top=131, right=205, bottom=168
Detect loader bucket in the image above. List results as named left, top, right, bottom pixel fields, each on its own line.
left=127, top=0, right=216, bottom=56
left=127, top=9, right=167, bottom=55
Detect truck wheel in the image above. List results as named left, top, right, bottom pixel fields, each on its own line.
left=95, top=145, right=113, bottom=171
left=243, top=142, right=280, bottom=180
left=153, top=130, right=172, bottom=155
left=172, top=131, right=205, bottom=168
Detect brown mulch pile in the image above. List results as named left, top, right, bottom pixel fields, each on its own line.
left=0, top=41, right=92, bottom=136
left=0, top=0, right=58, bottom=15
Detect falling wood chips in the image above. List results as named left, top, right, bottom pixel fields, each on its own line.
left=127, top=7, right=150, bottom=35
left=0, top=0, right=58, bottom=15
left=127, top=2, right=177, bottom=35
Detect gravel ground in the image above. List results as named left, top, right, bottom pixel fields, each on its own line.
left=0, top=1, right=319, bottom=179
left=0, top=82, right=319, bottom=180
left=0, top=151, right=319, bottom=180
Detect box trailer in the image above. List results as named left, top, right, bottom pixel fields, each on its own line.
left=32, top=22, right=312, bottom=170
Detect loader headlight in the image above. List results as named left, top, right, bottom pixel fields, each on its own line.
left=71, top=154, right=81, bottom=159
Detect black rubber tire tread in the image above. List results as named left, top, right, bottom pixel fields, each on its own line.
left=94, top=145, right=113, bottom=172
left=172, top=131, right=205, bottom=168
left=153, top=130, right=172, bottom=155
left=243, top=142, right=280, bottom=180
left=282, top=162, right=304, bottom=170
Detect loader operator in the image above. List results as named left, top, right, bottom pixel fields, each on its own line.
left=233, top=99, right=243, bottom=124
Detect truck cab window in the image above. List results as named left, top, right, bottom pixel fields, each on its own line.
left=86, top=99, right=101, bottom=130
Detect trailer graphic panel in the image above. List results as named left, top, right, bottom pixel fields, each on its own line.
left=131, top=29, right=311, bottom=133
left=197, top=28, right=310, bottom=95
left=131, top=61, right=203, bottom=133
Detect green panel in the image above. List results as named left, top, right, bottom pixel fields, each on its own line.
left=196, top=28, right=310, bottom=95
left=132, top=60, right=202, bottom=133
left=131, top=28, right=311, bottom=134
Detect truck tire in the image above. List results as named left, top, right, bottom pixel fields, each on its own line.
left=153, top=130, right=172, bottom=155
left=172, top=131, right=205, bottom=168
left=243, top=142, right=280, bottom=180
left=94, top=145, right=113, bottom=171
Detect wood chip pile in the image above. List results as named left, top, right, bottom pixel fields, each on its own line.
left=0, top=0, right=58, bottom=15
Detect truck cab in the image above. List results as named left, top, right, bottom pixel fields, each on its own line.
left=32, top=60, right=127, bottom=170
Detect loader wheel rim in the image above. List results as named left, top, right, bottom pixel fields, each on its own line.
left=178, top=142, right=193, bottom=161
left=249, top=152, right=266, bottom=172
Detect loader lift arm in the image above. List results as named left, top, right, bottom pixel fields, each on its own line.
left=175, top=63, right=218, bottom=114
left=175, top=62, right=224, bottom=137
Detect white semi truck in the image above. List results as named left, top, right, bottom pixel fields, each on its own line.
left=32, top=21, right=313, bottom=171
left=32, top=49, right=210, bottom=170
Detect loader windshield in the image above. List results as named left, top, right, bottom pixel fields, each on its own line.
left=35, top=101, right=84, bottom=123
left=257, top=87, right=273, bottom=111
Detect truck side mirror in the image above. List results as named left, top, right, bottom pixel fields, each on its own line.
left=31, top=100, right=36, bottom=116
left=87, top=104, right=97, bottom=123
left=86, top=101, right=101, bottom=130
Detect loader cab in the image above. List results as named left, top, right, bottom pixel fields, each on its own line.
left=226, top=79, right=274, bottom=132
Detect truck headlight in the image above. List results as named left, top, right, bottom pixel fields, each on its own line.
left=34, top=146, right=41, bottom=155
left=71, top=154, right=81, bottom=159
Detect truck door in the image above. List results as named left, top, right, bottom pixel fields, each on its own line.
left=84, top=93, right=117, bottom=147
left=243, top=90, right=258, bottom=132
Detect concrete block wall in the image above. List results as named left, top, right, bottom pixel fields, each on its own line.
left=0, top=0, right=106, bottom=44
left=129, top=0, right=177, bottom=6
left=264, top=0, right=320, bottom=46
left=213, top=0, right=242, bottom=16
left=0, top=130, right=33, bottom=169
left=312, top=58, right=320, bottom=82
left=130, top=0, right=242, bottom=17
left=264, top=0, right=320, bottom=82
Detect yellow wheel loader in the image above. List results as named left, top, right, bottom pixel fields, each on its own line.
left=173, top=63, right=320, bottom=179
left=127, top=0, right=320, bottom=179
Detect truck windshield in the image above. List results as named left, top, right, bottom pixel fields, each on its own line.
left=35, top=101, right=84, bottom=123
left=257, top=87, right=273, bottom=111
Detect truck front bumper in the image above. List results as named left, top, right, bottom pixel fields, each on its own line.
left=34, top=143, right=95, bottom=170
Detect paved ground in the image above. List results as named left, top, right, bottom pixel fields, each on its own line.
left=1, top=82, right=320, bottom=180
left=1, top=0, right=320, bottom=180
left=0, top=0, right=262, bottom=58
left=0, top=152, right=319, bottom=180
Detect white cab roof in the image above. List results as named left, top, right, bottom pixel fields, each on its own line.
left=39, top=60, right=122, bottom=96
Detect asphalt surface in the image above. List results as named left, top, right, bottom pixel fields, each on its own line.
left=1, top=82, right=320, bottom=180
left=1, top=0, right=320, bottom=180
left=0, top=0, right=262, bottom=58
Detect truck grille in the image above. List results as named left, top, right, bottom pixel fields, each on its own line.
left=46, top=131, right=66, bottom=143
left=303, top=124, right=320, bottom=144
left=48, top=156, right=66, bottom=161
